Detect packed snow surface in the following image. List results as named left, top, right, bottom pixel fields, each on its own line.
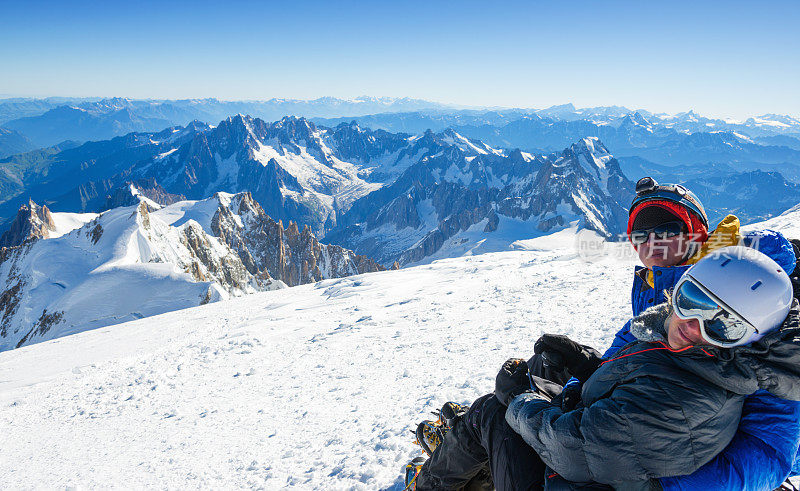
left=49, top=211, right=99, bottom=238
left=0, top=238, right=637, bottom=489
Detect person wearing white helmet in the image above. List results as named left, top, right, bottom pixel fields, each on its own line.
left=503, top=246, right=800, bottom=489
left=668, top=246, right=794, bottom=349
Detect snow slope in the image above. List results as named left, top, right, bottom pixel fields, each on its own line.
left=742, top=203, right=800, bottom=238
left=0, top=201, right=282, bottom=351
left=0, top=238, right=637, bottom=489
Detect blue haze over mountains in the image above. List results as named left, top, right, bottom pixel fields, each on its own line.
left=1, top=96, right=799, bottom=266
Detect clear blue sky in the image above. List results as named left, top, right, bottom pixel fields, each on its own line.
left=1, top=0, right=798, bottom=119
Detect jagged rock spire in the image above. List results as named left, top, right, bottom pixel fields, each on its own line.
left=0, top=199, right=56, bottom=248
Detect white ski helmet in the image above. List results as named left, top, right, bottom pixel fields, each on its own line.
left=673, top=245, right=794, bottom=347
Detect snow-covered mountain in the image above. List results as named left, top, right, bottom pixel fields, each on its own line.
left=153, top=191, right=388, bottom=287
left=0, top=116, right=506, bottom=235
left=0, top=190, right=385, bottom=351
left=0, top=199, right=277, bottom=351
left=3, top=206, right=798, bottom=488
left=5, top=112, right=798, bottom=269
left=327, top=137, right=633, bottom=265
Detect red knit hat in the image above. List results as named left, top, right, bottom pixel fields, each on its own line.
left=627, top=200, right=709, bottom=246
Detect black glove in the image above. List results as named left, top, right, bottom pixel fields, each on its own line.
left=533, top=334, right=602, bottom=382
left=550, top=382, right=583, bottom=412
left=495, top=358, right=532, bottom=407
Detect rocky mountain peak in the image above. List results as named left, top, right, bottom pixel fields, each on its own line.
left=184, top=120, right=212, bottom=133
left=225, top=191, right=262, bottom=220
left=620, top=111, right=651, bottom=128
left=569, top=137, right=611, bottom=160
left=272, top=115, right=318, bottom=142
left=0, top=199, right=56, bottom=247
left=217, top=114, right=260, bottom=148
left=206, top=191, right=384, bottom=287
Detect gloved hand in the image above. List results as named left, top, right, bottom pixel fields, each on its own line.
left=495, top=358, right=532, bottom=407
left=550, top=382, right=583, bottom=412
left=534, top=334, right=602, bottom=382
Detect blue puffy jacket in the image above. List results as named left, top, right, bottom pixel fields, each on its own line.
left=601, top=229, right=800, bottom=490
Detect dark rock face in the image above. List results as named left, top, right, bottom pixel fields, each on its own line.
left=328, top=137, right=634, bottom=265
left=209, top=192, right=384, bottom=287
left=0, top=276, right=24, bottom=337
left=0, top=199, right=57, bottom=247
left=15, top=309, right=64, bottom=349
left=179, top=221, right=254, bottom=292
left=102, top=178, right=186, bottom=211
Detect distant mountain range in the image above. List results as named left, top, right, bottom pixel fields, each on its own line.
left=319, top=111, right=800, bottom=176
left=2, top=97, right=798, bottom=162
left=0, top=96, right=455, bottom=148
left=317, top=105, right=800, bottom=140
left=3, top=113, right=798, bottom=264
left=3, top=110, right=800, bottom=351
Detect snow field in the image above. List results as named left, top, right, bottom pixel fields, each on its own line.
left=0, top=243, right=636, bottom=489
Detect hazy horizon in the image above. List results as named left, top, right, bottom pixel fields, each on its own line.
left=2, top=0, right=798, bottom=120
left=1, top=94, right=798, bottom=122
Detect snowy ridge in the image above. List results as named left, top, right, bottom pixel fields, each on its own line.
left=49, top=211, right=99, bottom=238
left=0, top=200, right=283, bottom=351
left=0, top=190, right=388, bottom=351
left=741, top=202, right=800, bottom=237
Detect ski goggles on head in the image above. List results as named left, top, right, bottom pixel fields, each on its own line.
left=629, top=221, right=686, bottom=246
left=630, top=177, right=709, bottom=229
left=635, top=177, right=689, bottom=198
left=671, top=275, right=757, bottom=347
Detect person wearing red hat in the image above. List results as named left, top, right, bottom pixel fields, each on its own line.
left=626, top=178, right=709, bottom=268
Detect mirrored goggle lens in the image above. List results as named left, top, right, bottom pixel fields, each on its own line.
left=703, top=315, right=750, bottom=344
left=675, top=280, right=719, bottom=314
left=674, top=280, right=751, bottom=344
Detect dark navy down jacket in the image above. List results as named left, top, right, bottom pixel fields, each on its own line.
left=507, top=301, right=800, bottom=489
left=602, top=228, right=800, bottom=490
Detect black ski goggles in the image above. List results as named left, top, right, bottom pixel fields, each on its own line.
left=635, top=177, right=689, bottom=198
left=629, top=221, right=686, bottom=246
left=671, top=276, right=757, bottom=347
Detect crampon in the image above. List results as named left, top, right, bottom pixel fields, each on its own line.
left=403, top=402, right=470, bottom=489
left=413, top=401, right=468, bottom=456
